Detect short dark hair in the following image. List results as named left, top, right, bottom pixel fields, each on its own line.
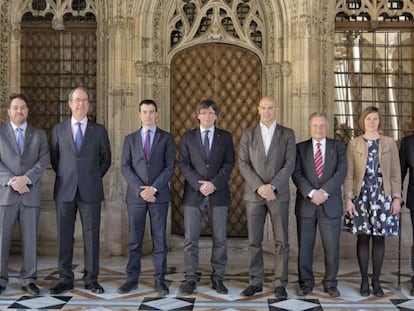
left=359, top=106, right=380, bottom=132
left=196, top=99, right=219, bottom=116
left=8, top=93, right=28, bottom=108
left=139, top=99, right=158, bottom=112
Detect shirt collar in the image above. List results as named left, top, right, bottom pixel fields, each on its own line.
left=259, top=121, right=277, bottom=131
left=10, top=122, right=27, bottom=131
left=312, top=138, right=326, bottom=147
left=200, top=126, right=215, bottom=133
left=71, top=117, right=88, bottom=126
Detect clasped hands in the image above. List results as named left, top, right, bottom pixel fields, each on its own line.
left=139, top=186, right=157, bottom=202
left=10, top=176, right=30, bottom=194
left=257, top=184, right=276, bottom=201
left=199, top=180, right=215, bottom=196
left=311, top=189, right=328, bottom=206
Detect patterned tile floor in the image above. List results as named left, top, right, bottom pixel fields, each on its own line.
left=1, top=249, right=413, bottom=310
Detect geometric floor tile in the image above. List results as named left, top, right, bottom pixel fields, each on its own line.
left=139, top=297, right=195, bottom=310
left=391, top=299, right=414, bottom=310
left=268, top=298, right=322, bottom=311
left=7, top=295, right=71, bottom=309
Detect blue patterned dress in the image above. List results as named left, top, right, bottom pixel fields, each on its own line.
left=343, top=139, right=399, bottom=236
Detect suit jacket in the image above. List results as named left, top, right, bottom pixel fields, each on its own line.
left=0, top=123, right=49, bottom=206
left=344, top=135, right=401, bottom=200
left=238, top=123, right=296, bottom=203
left=292, top=138, right=347, bottom=218
left=50, top=119, right=111, bottom=203
left=121, top=127, right=175, bottom=204
left=400, top=134, right=414, bottom=209
left=179, top=127, right=235, bottom=207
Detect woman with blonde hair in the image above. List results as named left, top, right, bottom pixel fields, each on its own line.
left=343, top=106, right=401, bottom=297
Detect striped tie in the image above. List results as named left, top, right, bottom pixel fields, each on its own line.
left=315, top=142, right=323, bottom=179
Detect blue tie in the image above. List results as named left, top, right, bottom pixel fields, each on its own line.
left=203, top=130, right=210, bottom=157
left=75, top=122, right=83, bottom=152
left=16, top=128, right=24, bottom=153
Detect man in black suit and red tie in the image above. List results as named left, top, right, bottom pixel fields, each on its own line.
left=117, top=99, right=175, bottom=296
left=292, top=112, right=346, bottom=298
left=179, top=99, right=235, bottom=295
left=49, top=87, right=111, bottom=295
left=400, top=133, right=414, bottom=295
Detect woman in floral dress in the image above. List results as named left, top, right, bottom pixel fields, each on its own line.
left=343, top=106, right=401, bottom=297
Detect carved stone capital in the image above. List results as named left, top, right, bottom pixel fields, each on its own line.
left=135, top=61, right=169, bottom=79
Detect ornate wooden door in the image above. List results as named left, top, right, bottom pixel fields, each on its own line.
left=170, top=43, right=261, bottom=237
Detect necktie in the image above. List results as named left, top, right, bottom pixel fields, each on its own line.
left=74, top=122, right=83, bottom=152
left=315, top=142, right=323, bottom=179
left=203, top=130, right=210, bottom=157
left=16, top=128, right=24, bottom=153
left=143, top=129, right=151, bottom=159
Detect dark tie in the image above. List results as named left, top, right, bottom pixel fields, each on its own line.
left=74, top=122, right=83, bottom=152
left=16, top=128, right=24, bottom=153
left=203, top=130, right=210, bottom=157
left=315, top=142, right=323, bottom=179
left=143, top=129, right=151, bottom=159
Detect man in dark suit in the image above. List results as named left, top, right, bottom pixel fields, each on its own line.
left=400, top=133, right=414, bottom=295
left=292, top=112, right=346, bottom=298
left=117, top=99, right=175, bottom=296
left=238, top=96, right=296, bottom=298
left=49, top=87, right=111, bottom=294
left=179, top=99, right=235, bottom=295
left=0, top=94, right=49, bottom=296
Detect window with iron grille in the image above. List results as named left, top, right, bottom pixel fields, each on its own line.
left=334, top=0, right=414, bottom=143
left=19, top=0, right=96, bottom=140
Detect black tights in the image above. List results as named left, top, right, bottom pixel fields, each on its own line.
left=357, top=234, right=385, bottom=284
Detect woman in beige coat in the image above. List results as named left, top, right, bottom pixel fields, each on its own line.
left=343, top=106, right=401, bottom=297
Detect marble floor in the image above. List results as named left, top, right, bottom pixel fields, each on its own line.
left=1, top=248, right=414, bottom=310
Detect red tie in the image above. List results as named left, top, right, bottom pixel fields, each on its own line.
left=143, top=130, right=151, bottom=159
left=315, top=142, right=323, bottom=179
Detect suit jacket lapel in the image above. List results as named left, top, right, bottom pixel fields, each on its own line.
left=253, top=125, right=266, bottom=156
left=209, top=129, right=220, bottom=157
left=23, top=125, right=34, bottom=154
left=6, top=123, right=20, bottom=155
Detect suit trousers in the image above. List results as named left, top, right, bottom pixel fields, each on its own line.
left=56, top=198, right=101, bottom=285
left=125, top=202, right=168, bottom=282
left=0, top=203, right=39, bottom=287
left=245, top=200, right=289, bottom=288
left=183, top=200, right=228, bottom=282
left=297, top=207, right=341, bottom=289
left=410, top=208, right=414, bottom=287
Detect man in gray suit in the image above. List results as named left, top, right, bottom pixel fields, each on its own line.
left=118, top=99, right=175, bottom=296
left=239, top=96, right=296, bottom=298
left=179, top=99, right=235, bottom=295
left=292, top=112, right=346, bottom=297
left=0, top=94, right=49, bottom=296
left=49, top=87, right=111, bottom=294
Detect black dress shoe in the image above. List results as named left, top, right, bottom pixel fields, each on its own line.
left=297, top=286, right=313, bottom=296
left=360, top=282, right=370, bottom=297
left=85, top=281, right=104, bottom=294
left=48, top=282, right=74, bottom=295
left=22, top=283, right=40, bottom=296
left=154, top=280, right=169, bottom=296
left=325, top=287, right=340, bottom=297
left=240, top=285, right=262, bottom=296
left=181, top=280, right=196, bottom=295
left=410, top=287, right=414, bottom=296
left=372, top=282, right=384, bottom=297
left=212, top=280, right=228, bottom=294
left=275, top=286, right=288, bottom=299
left=0, top=285, right=5, bottom=295
left=117, top=281, right=138, bottom=294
